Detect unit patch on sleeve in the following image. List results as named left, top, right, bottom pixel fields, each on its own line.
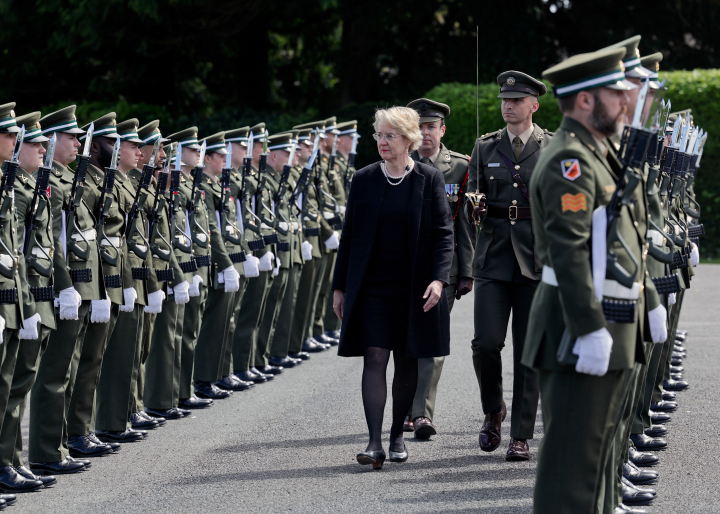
left=561, top=159, right=581, bottom=181
left=561, top=192, right=587, bottom=212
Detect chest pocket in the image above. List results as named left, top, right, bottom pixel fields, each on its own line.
left=485, top=165, right=508, bottom=202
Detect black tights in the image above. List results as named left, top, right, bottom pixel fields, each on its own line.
left=362, top=346, right=418, bottom=452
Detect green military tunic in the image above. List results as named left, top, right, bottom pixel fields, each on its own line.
left=30, top=160, right=104, bottom=463
left=468, top=124, right=552, bottom=439
left=0, top=168, right=55, bottom=467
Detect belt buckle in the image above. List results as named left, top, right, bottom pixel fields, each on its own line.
left=509, top=205, right=518, bottom=221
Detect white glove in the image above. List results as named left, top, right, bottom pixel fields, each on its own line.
left=668, top=292, right=676, bottom=306
left=144, top=290, right=166, bottom=314
left=273, top=255, right=281, bottom=277
left=690, top=242, right=699, bottom=266
left=173, top=280, right=190, bottom=304
left=59, top=287, right=82, bottom=320
left=302, top=241, right=314, bottom=261
left=244, top=255, right=260, bottom=278
left=120, top=287, right=137, bottom=312
left=189, top=274, right=203, bottom=297
left=278, top=221, right=289, bottom=232
left=573, top=327, right=613, bottom=376
left=258, top=252, right=274, bottom=272
left=648, top=304, right=668, bottom=344
left=19, top=313, right=41, bottom=340
left=0, top=315, right=4, bottom=343
left=338, top=205, right=346, bottom=214
left=222, top=266, right=240, bottom=292
left=90, top=298, right=111, bottom=323
left=324, top=231, right=340, bottom=250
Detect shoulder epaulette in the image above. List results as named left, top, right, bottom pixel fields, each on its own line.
left=479, top=130, right=499, bottom=141
left=207, top=178, right=212, bottom=185
left=544, top=129, right=555, bottom=136
left=52, top=168, right=63, bottom=177
left=448, top=149, right=470, bottom=161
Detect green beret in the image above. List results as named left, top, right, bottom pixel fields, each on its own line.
left=543, top=47, right=637, bottom=98
left=80, top=112, right=119, bottom=141
left=167, top=127, right=200, bottom=150
left=40, top=105, right=85, bottom=136
left=224, top=126, right=250, bottom=146
left=16, top=112, right=49, bottom=143
left=138, top=120, right=170, bottom=147
left=407, top=99, right=450, bottom=122
left=200, top=131, right=227, bottom=154
left=0, top=103, right=20, bottom=133
left=116, top=119, right=143, bottom=143
left=496, top=71, right=547, bottom=98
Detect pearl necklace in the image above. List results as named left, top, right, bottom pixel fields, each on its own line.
left=381, top=160, right=412, bottom=186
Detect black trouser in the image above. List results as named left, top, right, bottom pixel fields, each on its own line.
left=471, top=277, right=539, bottom=439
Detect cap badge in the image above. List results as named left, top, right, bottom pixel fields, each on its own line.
left=419, top=102, right=428, bottom=111
left=9, top=110, right=15, bottom=118
left=507, top=77, right=516, bottom=86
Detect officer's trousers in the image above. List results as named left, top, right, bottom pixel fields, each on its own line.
left=95, top=304, right=144, bottom=432
left=179, top=285, right=208, bottom=400
left=471, top=277, right=539, bottom=439
left=272, top=263, right=302, bottom=358
left=145, top=299, right=183, bottom=410
left=29, top=301, right=91, bottom=463
left=535, top=368, right=626, bottom=514
left=256, top=268, right=289, bottom=368
left=67, top=304, right=118, bottom=437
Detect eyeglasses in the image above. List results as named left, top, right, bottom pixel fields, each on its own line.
left=372, top=132, right=400, bottom=142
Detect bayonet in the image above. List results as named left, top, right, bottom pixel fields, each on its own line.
left=197, top=140, right=206, bottom=168
left=82, top=122, right=94, bottom=157
left=225, top=142, right=232, bottom=169
left=44, top=134, right=57, bottom=168
left=110, top=138, right=121, bottom=170
left=148, top=138, right=161, bottom=168
left=631, top=79, right=650, bottom=128
left=174, top=142, right=183, bottom=172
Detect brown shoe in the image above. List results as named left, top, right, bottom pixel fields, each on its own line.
left=506, top=437, right=530, bottom=461
left=413, top=417, right=437, bottom=440
left=479, top=400, right=506, bottom=452
left=403, top=416, right=414, bottom=433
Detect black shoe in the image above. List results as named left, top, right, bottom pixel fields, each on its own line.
left=0, top=466, right=43, bottom=492
left=670, top=355, right=683, bottom=366
left=95, top=429, right=144, bottom=443
left=649, top=410, right=671, bottom=424
left=251, top=367, right=274, bottom=381
left=234, top=370, right=263, bottom=383
left=289, top=351, right=311, bottom=361
left=30, top=457, right=86, bottom=475
left=195, top=381, right=232, bottom=399
left=628, top=445, right=659, bottom=467
left=675, top=330, right=687, bottom=341
left=315, top=333, right=339, bottom=346
left=670, top=364, right=684, bottom=373
left=130, top=412, right=159, bottom=430
left=269, top=356, right=298, bottom=368
left=176, top=407, right=191, bottom=417
left=644, top=424, right=668, bottom=438
left=663, top=378, right=689, bottom=391
left=621, top=477, right=656, bottom=505
left=215, top=375, right=253, bottom=391
left=630, top=433, right=667, bottom=451
left=179, top=395, right=213, bottom=409
left=302, top=338, right=326, bottom=353
left=87, top=432, right=120, bottom=453
left=662, top=391, right=676, bottom=401
left=650, top=400, right=677, bottom=413
left=145, top=407, right=184, bottom=420
left=67, top=456, right=92, bottom=468
left=257, top=365, right=283, bottom=375
left=0, top=495, right=15, bottom=506
left=128, top=428, right=148, bottom=439
left=308, top=336, right=332, bottom=349
left=356, top=449, right=386, bottom=470
left=325, top=329, right=341, bottom=339
left=623, top=461, right=658, bottom=485
left=67, top=435, right=113, bottom=458
left=15, top=466, right=56, bottom=487
left=138, top=410, right=166, bottom=426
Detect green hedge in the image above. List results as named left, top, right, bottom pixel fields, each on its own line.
left=424, top=71, right=720, bottom=257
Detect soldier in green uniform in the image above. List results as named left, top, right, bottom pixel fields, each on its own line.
left=193, top=131, right=251, bottom=395
left=521, top=47, right=650, bottom=513
left=255, top=132, right=297, bottom=373
left=142, top=124, right=193, bottom=418
left=467, top=72, right=553, bottom=460
left=0, top=112, right=58, bottom=492
left=289, top=123, right=331, bottom=354
left=268, top=130, right=306, bottom=367
left=94, top=119, right=158, bottom=442
left=334, top=121, right=359, bottom=204
left=232, top=123, right=278, bottom=384
left=404, top=99, right=474, bottom=439
left=66, top=112, right=130, bottom=453
left=30, top=105, right=104, bottom=475
left=311, top=117, right=344, bottom=347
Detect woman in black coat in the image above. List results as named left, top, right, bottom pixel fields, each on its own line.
left=332, top=106, right=454, bottom=469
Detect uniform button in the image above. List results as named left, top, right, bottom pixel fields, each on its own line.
left=511, top=221, right=516, bottom=225
left=489, top=176, right=494, bottom=180
left=515, top=165, right=520, bottom=170
left=512, top=200, right=517, bottom=205
left=513, top=183, right=518, bottom=188
left=634, top=221, right=639, bottom=227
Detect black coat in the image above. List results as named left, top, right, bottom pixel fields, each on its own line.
left=331, top=161, right=454, bottom=358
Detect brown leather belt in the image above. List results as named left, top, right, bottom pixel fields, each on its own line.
left=486, top=205, right=531, bottom=220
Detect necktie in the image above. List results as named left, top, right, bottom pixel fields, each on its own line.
left=420, top=157, right=431, bottom=165
left=513, top=136, right=523, bottom=161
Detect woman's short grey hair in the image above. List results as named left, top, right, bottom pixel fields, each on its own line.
left=373, top=106, right=423, bottom=153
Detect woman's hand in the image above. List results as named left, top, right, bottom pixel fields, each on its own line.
left=333, top=290, right=345, bottom=321
left=422, top=280, right=443, bottom=312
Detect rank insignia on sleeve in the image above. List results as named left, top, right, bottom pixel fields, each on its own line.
left=561, top=192, right=587, bottom=212
left=561, top=159, right=581, bottom=181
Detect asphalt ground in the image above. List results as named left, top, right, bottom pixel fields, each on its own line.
left=12, top=264, right=719, bottom=513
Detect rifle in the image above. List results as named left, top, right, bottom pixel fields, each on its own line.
left=344, top=132, right=359, bottom=192
left=23, top=132, right=55, bottom=277
left=189, top=140, right=209, bottom=248
left=254, top=130, right=278, bottom=238
left=95, top=138, right=121, bottom=266
left=289, top=135, right=319, bottom=208
left=65, top=122, right=93, bottom=260
left=272, top=141, right=296, bottom=238
left=169, top=143, right=192, bottom=255
left=220, top=142, right=243, bottom=246
left=0, top=126, right=23, bottom=279
left=149, top=168, right=171, bottom=262
left=124, top=139, right=159, bottom=260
